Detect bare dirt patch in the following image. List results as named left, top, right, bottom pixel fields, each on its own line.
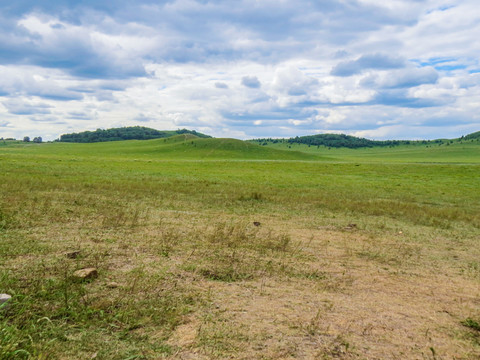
left=162, top=222, right=480, bottom=359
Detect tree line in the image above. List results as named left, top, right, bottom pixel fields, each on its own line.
left=251, top=133, right=450, bottom=149
left=57, top=127, right=211, bottom=143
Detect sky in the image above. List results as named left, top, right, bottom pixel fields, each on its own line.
left=0, top=0, right=479, bottom=141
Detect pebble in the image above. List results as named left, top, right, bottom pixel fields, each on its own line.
left=0, top=293, right=12, bottom=310
left=73, top=268, right=98, bottom=281
left=66, top=250, right=81, bottom=259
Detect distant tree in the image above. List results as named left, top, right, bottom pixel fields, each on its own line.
left=58, top=126, right=211, bottom=143
left=33, top=137, right=42, bottom=143
left=23, top=136, right=30, bottom=142
left=250, top=132, right=458, bottom=149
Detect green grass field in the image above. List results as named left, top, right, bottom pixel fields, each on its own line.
left=1, top=137, right=479, bottom=359
left=251, top=138, right=480, bottom=163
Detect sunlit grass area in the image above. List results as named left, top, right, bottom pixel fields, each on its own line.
left=1, top=138, right=479, bottom=359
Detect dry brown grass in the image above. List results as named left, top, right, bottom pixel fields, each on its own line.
left=8, top=209, right=477, bottom=359
left=158, top=217, right=479, bottom=360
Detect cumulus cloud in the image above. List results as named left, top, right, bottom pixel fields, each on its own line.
left=373, top=89, right=444, bottom=108
left=215, top=82, right=229, bottom=89
left=3, top=99, right=52, bottom=115
left=272, top=66, right=318, bottom=96
left=134, top=113, right=152, bottom=122
left=67, top=111, right=94, bottom=120
left=241, top=76, right=261, bottom=88
left=331, top=54, right=406, bottom=76
left=16, top=15, right=148, bottom=79
left=0, top=66, right=84, bottom=101
left=360, top=66, right=439, bottom=89
left=28, top=115, right=62, bottom=123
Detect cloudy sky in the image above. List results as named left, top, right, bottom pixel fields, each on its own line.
left=1, top=0, right=479, bottom=140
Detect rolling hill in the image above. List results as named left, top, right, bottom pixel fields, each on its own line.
left=7, top=134, right=320, bottom=161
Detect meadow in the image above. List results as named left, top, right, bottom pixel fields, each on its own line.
left=1, top=136, right=479, bottom=359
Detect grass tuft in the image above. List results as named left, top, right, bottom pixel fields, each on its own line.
left=462, top=318, right=480, bottom=332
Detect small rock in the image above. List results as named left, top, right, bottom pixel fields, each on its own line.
left=253, top=221, right=261, bottom=227
left=73, top=268, right=98, bottom=281
left=66, top=250, right=81, bottom=259
left=0, top=294, right=12, bottom=310
left=106, top=282, right=119, bottom=288
left=345, top=223, right=357, bottom=230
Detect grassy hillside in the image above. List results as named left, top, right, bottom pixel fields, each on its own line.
left=1, top=138, right=480, bottom=359
left=256, top=139, right=480, bottom=164
left=4, top=134, right=479, bottom=163
left=1, top=135, right=320, bottom=161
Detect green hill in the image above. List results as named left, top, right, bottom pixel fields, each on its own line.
left=154, top=137, right=319, bottom=160
left=3, top=129, right=479, bottom=163
left=464, top=131, right=480, bottom=140
left=57, top=126, right=211, bottom=143
left=101, top=136, right=321, bottom=160
left=10, top=135, right=319, bottom=161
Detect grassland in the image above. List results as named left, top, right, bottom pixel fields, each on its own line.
left=252, top=138, right=480, bottom=164
left=1, top=137, right=479, bottom=359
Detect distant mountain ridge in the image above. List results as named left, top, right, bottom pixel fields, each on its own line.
left=58, top=126, right=211, bottom=143
left=252, top=131, right=480, bottom=149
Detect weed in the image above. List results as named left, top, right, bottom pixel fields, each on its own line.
left=154, top=227, right=182, bottom=257
left=0, top=210, right=9, bottom=230
left=305, top=309, right=324, bottom=336
left=184, top=221, right=297, bottom=282
left=238, top=192, right=264, bottom=201
left=199, top=267, right=253, bottom=282
left=463, top=261, right=480, bottom=279
left=462, top=318, right=480, bottom=332
left=197, top=313, right=251, bottom=356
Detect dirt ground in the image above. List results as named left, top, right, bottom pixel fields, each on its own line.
left=165, top=223, right=480, bottom=359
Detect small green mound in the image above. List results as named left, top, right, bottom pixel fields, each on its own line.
left=97, top=136, right=321, bottom=160
left=152, top=137, right=320, bottom=160
left=161, top=133, right=200, bottom=143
